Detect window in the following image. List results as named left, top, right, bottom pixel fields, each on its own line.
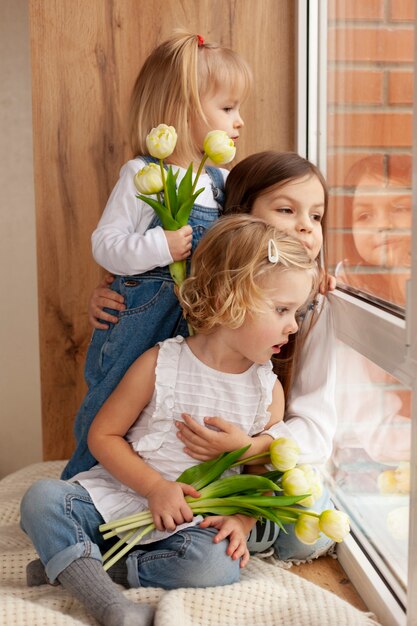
left=298, top=2, right=417, bottom=624
left=327, top=0, right=413, bottom=314
left=330, top=343, right=410, bottom=590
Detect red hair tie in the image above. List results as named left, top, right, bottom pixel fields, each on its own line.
left=197, top=34, right=205, bottom=47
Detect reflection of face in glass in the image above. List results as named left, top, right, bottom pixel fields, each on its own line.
left=352, top=174, right=411, bottom=268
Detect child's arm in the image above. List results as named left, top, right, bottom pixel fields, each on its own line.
left=199, top=514, right=256, bottom=568
left=88, top=346, right=200, bottom=531
left=89, top=274, right=125, bottom=329
left=92, top=159, right=192, bottom=276
left=176, top=379, right=284, bottom=462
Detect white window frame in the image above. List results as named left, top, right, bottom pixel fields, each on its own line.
left=297, top=2, right=417, bottom=625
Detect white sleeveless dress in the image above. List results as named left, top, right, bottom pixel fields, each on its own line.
left=73, top=336, right=277, bottom=544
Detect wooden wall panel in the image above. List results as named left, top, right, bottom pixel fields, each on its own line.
left=29, top=0, right=296, bottom=460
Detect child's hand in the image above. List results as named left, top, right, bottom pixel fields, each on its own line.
left=145, top=478, right=200, bottom=532
left=165, top=225, right=193, bottom=261
left=199, top=515, right=251, bottom=568
left=319, top=272, right=337, bottom=294
left=89, top=274, right=125, bottom=329
left=176, top=413, right=251, bottom=461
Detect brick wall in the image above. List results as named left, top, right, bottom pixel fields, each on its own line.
left=327, top=3, right=412, bottom=509
left=326, top=0, right=413, bottom=309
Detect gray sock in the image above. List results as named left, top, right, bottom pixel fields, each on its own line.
left=27, top=557, right=129, bottom=588
left=57, top=557, right=154, bottom=626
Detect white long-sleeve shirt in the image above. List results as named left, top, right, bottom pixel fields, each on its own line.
left=265, top=296, right=337, bottom=465
left=92, top=157, right=228, bottom=276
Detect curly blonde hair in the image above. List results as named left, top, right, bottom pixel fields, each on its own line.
left=179, top=215, right=319, bottom=333
left=129, top=30, right=252, bottom=165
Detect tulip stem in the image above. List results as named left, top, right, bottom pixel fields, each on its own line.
left=274, top=506, right=320, bottom=518
left=230, top=452, right=271, bottom=467
left=101, top=529, right=137, bottom=563
left=103, top=523, right=155, bottom=571
left=159, top=159, right=171, bottom=214
left=191, top=154, right=208, bottom=194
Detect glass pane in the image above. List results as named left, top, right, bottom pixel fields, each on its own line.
left=326, top=341, right=411, bottom=589
left=326, top=3, right=414, bottom=310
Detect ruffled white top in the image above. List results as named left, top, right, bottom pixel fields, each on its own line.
left=73, top=336, right=277, bottom=544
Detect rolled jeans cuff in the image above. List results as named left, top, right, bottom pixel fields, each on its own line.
left=126, top=553, right=142, bottom=588
left=45, top=541, right=102, bottom=584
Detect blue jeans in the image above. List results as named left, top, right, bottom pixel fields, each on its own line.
left=247, top=487, right=335, bottom=561
left=20, top=480, right=240, bottom=589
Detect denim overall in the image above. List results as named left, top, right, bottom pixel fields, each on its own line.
left=61, top=161, right=225, bottom=479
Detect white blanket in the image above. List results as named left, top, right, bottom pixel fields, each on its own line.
left=0, top=461, right=380, bottom=625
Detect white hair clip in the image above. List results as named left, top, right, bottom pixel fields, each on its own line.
left=268, top=239, right=279, bottom=264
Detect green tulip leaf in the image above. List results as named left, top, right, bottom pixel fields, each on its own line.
left=176, top=453, right=229, bottom=486
left=192, top=506, right=243, bottom=517
left=165, top=166, right=179, bottom=217
left=192, top=446, right=252, bottom=491
left=175, top=198, right=196, bottom=226
left=259, top=470, right=284, bottom=489
left=177, top=164, right=194, bottom=209
left=187, top=496, right=266, bottom=517
left=258, top=510, right=291, bottom=531
left=137, top=195, right=179, bottom=231
left=232, top=494, right=307, bottom=507
left=176, top=188, right=204, bottom=226
left=191, top=474, right=280, bottom=501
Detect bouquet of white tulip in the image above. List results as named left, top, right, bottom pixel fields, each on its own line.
left=98, top=438, right=350, bottom=570
left=134, top=124, right=236, bottom=287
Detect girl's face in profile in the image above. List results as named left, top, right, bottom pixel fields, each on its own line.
left=352, top=173, right=411, bottom=268
left=250, top=174, right=325, bottom=260
left=229, top=268, right=313, bottom=366
left=192, top=85, right=245, bottom=153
